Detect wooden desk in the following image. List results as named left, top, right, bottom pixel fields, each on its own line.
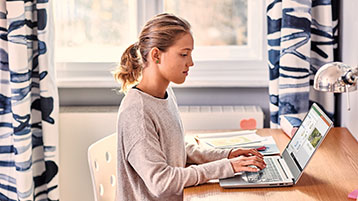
left=184, top=128, right=358, bottom=201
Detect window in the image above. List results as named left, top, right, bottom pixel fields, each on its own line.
left=165, top=0, right=248, bottom=47
left=54, top=0, right=267, bottom=88
left=54, top=0, right=135, bottom=62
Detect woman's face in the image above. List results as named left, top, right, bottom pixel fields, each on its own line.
left=158, top=33, right=194, bottom=84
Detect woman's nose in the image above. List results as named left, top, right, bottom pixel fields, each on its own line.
left=188, top=56, right=194, bottom=67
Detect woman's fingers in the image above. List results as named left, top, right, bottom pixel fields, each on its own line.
left=229, top=148, right=264, bottom=159
left=240, top=166, right=261, bottom=172
left=246, top=149, right=264, bottom=158
left=230, top=156, right=266, bottom=173
left=237, top=148, right=264, bottom=158
left=241, top=156, right=266, bottom=170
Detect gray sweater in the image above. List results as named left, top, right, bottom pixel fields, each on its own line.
left=116, top=88, right=235, bottom=201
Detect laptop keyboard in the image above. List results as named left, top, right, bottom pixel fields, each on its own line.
left=245, top=158, right=282, bottom=183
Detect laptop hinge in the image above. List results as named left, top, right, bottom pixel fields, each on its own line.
left=279, top=156, right=294, bottom=180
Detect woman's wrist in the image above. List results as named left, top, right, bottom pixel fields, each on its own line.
left=228, top=148, right=235, bottom=159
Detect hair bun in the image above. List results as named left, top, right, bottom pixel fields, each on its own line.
left=129, top=44, right=138, bottom=58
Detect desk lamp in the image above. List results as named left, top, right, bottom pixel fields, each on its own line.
left=314, top=62, right=358, bottom=110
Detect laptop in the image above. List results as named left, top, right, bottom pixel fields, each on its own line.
left=219, top=103, right=333, bottom=188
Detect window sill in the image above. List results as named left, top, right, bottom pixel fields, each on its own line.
left=56, top=50, right=268, bottom=89
left=56, top=68, right=269, bottom=88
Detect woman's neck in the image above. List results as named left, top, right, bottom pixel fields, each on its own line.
left=136, top=67, right=169, bottom=99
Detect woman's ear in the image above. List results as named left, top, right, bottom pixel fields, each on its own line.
left=149, top=47, right=161, bottom=64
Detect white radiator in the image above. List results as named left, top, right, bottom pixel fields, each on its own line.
left=179, top=105, right=264, bottom=131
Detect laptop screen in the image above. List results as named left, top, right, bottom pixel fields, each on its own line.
left=282, top=103, right=333, bottom=182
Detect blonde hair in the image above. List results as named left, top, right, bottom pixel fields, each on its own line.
left=113, top=13, right=191, bottom=92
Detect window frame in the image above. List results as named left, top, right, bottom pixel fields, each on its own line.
left=55, top=0, right=268, bottom=88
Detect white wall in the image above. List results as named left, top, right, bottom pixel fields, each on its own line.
left=59, top=107, right=117, bottom=201
left=340, top=0, right=358, bottom=141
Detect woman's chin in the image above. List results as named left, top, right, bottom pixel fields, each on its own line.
left=172, top=78, right=186, bottom=85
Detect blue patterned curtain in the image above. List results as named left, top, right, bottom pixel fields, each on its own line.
left=0, top=1, right=59, bottom=200
left=266, top=0, right=339, bottom=128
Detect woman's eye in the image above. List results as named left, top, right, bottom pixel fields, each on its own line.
left=181, top=54, right=187, bottom=57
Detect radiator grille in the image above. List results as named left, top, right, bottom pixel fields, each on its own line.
left=179, top=105, right=264, bottom=131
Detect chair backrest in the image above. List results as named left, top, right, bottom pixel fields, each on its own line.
left=88, top=133, right=117, bottom=201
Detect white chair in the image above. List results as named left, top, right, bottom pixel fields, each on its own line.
left=88, top=133, right=117, bottom=201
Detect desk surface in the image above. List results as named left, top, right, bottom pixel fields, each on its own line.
left=184, top=128, right=358, bottom=201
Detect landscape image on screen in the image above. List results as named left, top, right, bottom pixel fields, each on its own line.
left=308, top=128, right=322, bottom=148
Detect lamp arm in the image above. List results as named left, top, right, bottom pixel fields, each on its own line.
left=345, top=85, right=351, bottom=111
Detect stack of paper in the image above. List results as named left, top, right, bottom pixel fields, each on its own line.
left=198, top=133, right=264, bottom=149
left=195, top=130, right=280, bottom=156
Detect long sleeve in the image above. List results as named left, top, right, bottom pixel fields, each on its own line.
left=185, top=141, right=232, bottom=164
left=127, top=134, right=234, bottom=198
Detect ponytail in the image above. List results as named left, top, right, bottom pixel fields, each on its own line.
left=113, top=43, right=143, bottom=93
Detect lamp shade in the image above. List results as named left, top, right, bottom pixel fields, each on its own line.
left=313, top=62, right=357, bottom=93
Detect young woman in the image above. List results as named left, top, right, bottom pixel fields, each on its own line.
left=113, top=13, right=266, bottom=201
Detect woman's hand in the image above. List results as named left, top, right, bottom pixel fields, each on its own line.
left=229, top=155, right=266, bottom=173
left=228, top=148, right=264, bottom=159
left=228, top=148, right=266, bottom=173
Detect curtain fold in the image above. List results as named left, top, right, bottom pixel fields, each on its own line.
left=266, top=0, right=339, bottom=128
left=0, top=1, right=59, bottom=200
